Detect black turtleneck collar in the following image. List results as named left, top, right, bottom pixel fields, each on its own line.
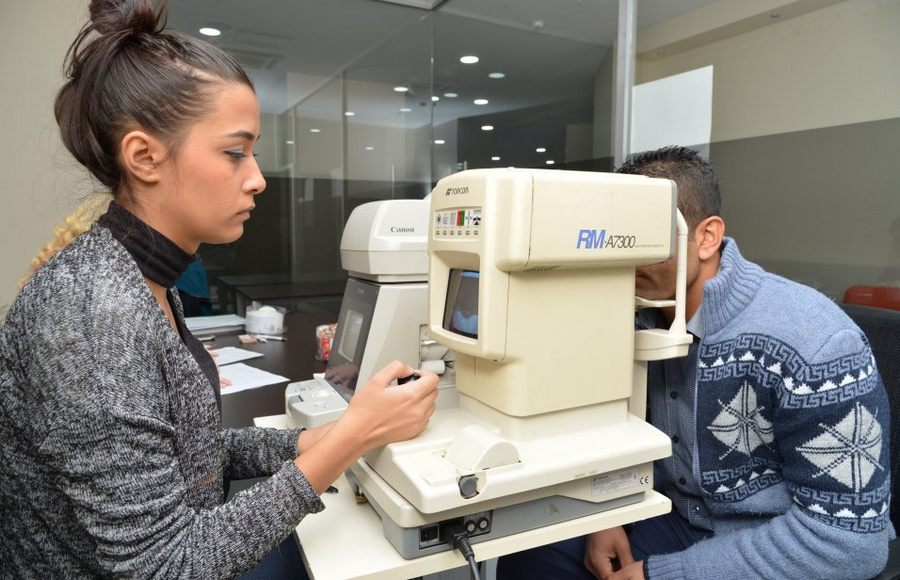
left=97, top=200, right=194, bottom=288
left=98, top=200, right=222, bottom=415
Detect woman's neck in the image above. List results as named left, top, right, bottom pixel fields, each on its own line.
left=116, top=196, right=199, bottom=255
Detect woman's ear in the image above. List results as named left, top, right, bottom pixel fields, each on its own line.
left=120, top=130, right=167, bottom=185
left=695, top=215, right=725, bottom=261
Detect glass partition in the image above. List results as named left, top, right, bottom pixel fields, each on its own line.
left=344, top=13, right=434, bottom=217
left=167, top=0, right=723, bottom=314
left=432, top=10, right=614, bottom=176
left=291, top=76, right=346, bottom=282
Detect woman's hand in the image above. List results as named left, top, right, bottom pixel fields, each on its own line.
left=341, top=360, right=439, bottom=451
left=293, top=360, right=438, bottom=493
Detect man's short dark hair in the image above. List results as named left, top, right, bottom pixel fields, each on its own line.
left=616, top=146, right=721, bottom=231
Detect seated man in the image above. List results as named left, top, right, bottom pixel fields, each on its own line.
left=499, top=146, right=892, bottom=579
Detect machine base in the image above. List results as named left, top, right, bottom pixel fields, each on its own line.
left=347, top=460, right=649, bottom=560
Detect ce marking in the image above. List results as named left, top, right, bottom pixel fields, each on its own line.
left=639, top=476, right=650, bottom=485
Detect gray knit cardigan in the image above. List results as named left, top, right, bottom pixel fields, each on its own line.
left=0, top=225, right=324, bottom=578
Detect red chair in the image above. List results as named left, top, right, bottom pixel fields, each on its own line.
left=843, top=285, right=900, bottom=311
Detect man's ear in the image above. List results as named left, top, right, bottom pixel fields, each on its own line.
left=695, top=215, right=725, bottom=261
left=120, top=130, right=167, bottom=185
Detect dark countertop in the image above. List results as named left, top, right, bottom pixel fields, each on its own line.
left=233, top=280, right=348, bottom=302
left=213, top=311, right=335, bottom=427
left=217, top=274, right=347, bottom=301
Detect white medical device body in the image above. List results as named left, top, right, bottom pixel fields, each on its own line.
left=286, top=199, right=455, bottom=429
left=347, top=168, right=692, bottom=558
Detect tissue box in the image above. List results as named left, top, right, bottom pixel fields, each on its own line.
left=316, top=323, right=336, bottom=361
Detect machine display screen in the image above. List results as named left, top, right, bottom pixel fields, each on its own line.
left=325, top=279, right=379, bottom=401
left=337, top=309, right=364, bottom=361
left=443, top=269, right=479, bottom=339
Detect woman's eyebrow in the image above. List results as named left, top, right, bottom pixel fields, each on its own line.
left=219, top=130, right=260, bottom=142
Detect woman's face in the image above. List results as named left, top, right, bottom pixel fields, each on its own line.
left=157, top=82, right=266, bottom=252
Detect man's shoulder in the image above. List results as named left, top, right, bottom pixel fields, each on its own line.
left=756, top=269, right=858, bottom=335
left=707, top=263, right=865, bottom=366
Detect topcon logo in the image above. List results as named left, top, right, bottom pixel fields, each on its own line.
left=445, top=186, right=470, bottom=196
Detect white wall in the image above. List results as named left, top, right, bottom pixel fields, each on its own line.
left=636, top=0, right=900, bottom=141
left=634, top=0, right=900, bottom=296
left=0, top=0, right=92, bottom=314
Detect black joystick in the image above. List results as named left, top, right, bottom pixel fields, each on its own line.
left=397, top=372, right=421, bottom=385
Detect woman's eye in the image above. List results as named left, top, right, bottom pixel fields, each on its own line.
left=225, top=150, right=260, bottom=160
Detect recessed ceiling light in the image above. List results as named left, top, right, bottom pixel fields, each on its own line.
left=434, top=139, right=445, bottom=145
left=545, top=160, right=555, bottom=165
left=488, top=72, right=505, bottom=79
left=285, top=140, right=294, bottom=145
left=491, top=156, right=501, bottom=161
left=536, top=147, right=547, bottom=153
left=344, top=111, right=355, bottom=116
left=473, top=98, right=489, bottom=106
left=460, top=55, right=480, bottom=64
left=365, top=146, right=375, bottom=151
left=481, top=125, right=494, bottom=131
left=399, top=107, right=412, bottom=112
left=431, top=96, right=440, bottom=102
left=393, top=86, right=409, bottom=92
left=199, top=27, right=221, bottom=37
left=444, top=92, right=458, bottom=98
left=309, top=128, right=321, bottom=133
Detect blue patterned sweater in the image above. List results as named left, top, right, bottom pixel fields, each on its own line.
left=647, top=239, right=892, bottom=580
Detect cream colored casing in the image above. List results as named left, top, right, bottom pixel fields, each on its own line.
left=340, top=198, right=457, bottom=400
left=428, top=168, right=676, bottom=417
left=356, top=168, right=686, bottom=521
left=341, top=198, right=430, bottom=283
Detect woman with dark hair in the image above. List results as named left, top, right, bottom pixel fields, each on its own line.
left=0, top=1, right=438, bottom=577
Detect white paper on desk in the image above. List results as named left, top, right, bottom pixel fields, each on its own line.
left=219, top=363, right=288, bottom=395
left=185, top=314, right=245, bottom=333
left=211, top=346, right=263, bottom=367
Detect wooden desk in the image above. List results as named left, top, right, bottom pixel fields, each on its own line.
left=214, top=311, right=334, bottom=427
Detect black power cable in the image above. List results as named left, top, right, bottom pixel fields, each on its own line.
left=452, top=533, right=481, bottom=580
left=440, top=523, right=481, bottom=580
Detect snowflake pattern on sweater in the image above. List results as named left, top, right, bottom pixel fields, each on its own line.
left=696, top=332, right=890, bottom=533
left=644, top=238, right=892, bottom=580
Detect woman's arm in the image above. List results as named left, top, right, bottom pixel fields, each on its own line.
left=220, top=426, right=304, bottom=479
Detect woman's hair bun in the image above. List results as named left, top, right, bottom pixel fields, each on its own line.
left=89, top=0, right=163, bottom=36
left=58, top=0, right=252, bottom=194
